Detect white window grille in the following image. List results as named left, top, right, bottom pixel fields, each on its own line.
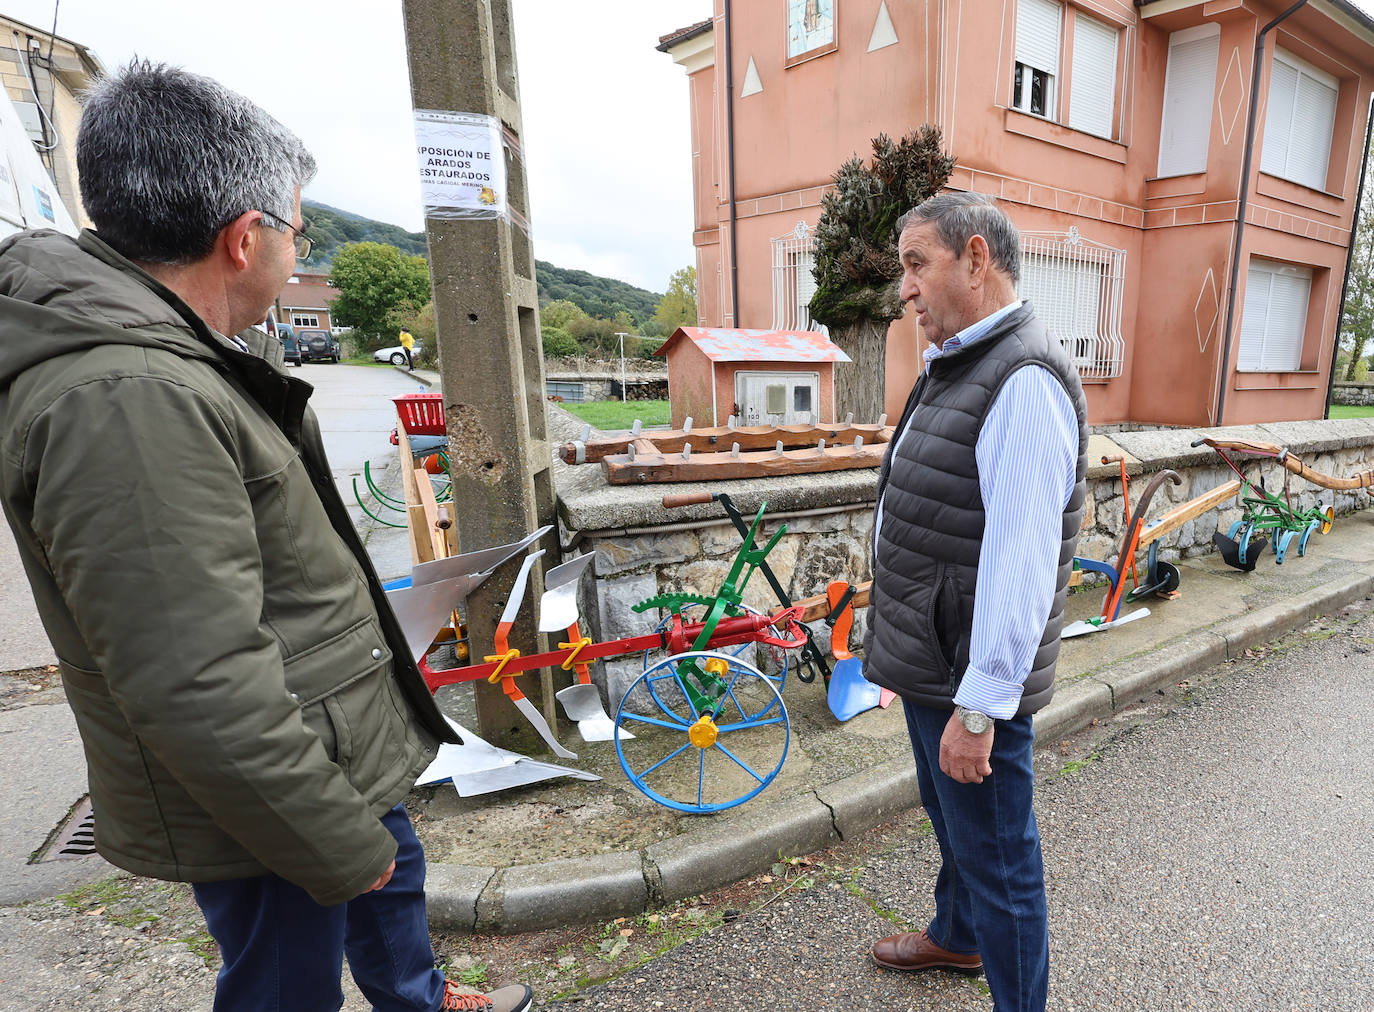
left=291, top=313, right=320, bottom=328
left=1014, top=0, right=1061, bottom=119
left=1018, top=227, right=1125, bottom=381
left=1238, top=259, right=1310, bottom=372
left=1262, top=48, right=1339, bottom=191
left=771, top=221, right=827, bottom=332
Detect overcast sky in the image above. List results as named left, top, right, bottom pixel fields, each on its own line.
left=9, top=0, right=1374, bottom=295
left=3, top=0, right=708, bottom=294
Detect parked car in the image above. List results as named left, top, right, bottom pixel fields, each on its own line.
left=297, top=328, right=341, bottom=363
left=278, top=332, right=302, bottom=367
left=373, top=342, right=423, bottom=366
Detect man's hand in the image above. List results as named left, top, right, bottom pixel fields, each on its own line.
left=366, top=860, right=396, bottom=893
left=939, top=712, right=994, bottom=784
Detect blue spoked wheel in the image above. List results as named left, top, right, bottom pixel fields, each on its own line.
left=614, top=650, right=789, bottom=814
left=642, top=603, right=789, bottom=698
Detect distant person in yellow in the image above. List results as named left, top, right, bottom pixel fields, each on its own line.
left=398, top=328, right=415, bottom=369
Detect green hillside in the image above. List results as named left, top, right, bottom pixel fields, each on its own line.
left=300, top=202, right=662, bottom=323
left=535, top=259, right=660, bottom=323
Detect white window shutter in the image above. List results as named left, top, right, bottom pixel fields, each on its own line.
left=1262, top=49, right=1340, bottom=190
left=1239, top=260, right=1310, bottom=372
left=1158, top=28, right=1219, bottom=177
left=1016, top=0, right=1062, bottom=76
left=1069, top=13, right=1118, bottom=138
left=1261, top=58, right=1299, bottom=179
left=1290, top=71, right=1338, bottom=189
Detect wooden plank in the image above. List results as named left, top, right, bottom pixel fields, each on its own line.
left=407, top=504, right=436, bottom=564
left=561, top=423, right=894, bottom=465
left=1137, top=480, right=1240, bottom=547
left=394, top=420, right=427, bottom=567
left=794, top=581, right=872, bottom=623
left=604, top=442, right=887, bottom=484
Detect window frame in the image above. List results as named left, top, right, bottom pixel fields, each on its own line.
left=784, top=0, right=838, bottom=69
left=1237, top=258, right=1313, bottom=374
left=1010, top=0, right=1125, bottom=141
left=291, top=313, right=320, bottom=328
left=1260, top=46, right=1341, bottom=193
left=1156, top=23, right=1220, bottom=179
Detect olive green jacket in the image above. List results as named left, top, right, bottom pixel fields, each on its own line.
left=0, top=230, right=457, bottom=905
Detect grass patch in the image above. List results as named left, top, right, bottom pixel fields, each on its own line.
left=341, top=355, right=393, bottom=368
left=561, top=399, right=670, bottom=430
left=1327, top=404, right=1374, bottom=419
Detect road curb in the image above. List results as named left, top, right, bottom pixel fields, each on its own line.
left=424, top=568, right=1374, bottom=934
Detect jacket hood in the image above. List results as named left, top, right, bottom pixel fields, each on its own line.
left=0, top=229, right=226, bottom=389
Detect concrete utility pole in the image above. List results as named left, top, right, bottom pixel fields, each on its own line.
left=401, top=0, right=558, bottom=749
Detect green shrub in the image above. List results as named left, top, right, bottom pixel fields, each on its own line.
left=543, top=326, right=581, bottom=357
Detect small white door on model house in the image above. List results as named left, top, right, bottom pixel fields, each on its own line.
left=734, top=370, right=820, bottom=425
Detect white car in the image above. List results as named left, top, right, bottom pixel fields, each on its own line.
left=373, top=342, right=422, bottom=365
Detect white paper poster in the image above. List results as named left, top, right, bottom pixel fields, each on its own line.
left=413, top=110, right=506, bottom=219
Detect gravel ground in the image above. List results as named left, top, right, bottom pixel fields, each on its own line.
left=4, top=600, right=1371, bottom=1011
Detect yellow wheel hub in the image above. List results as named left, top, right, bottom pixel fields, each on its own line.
left=688, top=715, right=719, bottom=749
left=703, top=658, right=730, bottom=677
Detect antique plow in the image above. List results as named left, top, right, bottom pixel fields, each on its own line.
left=1192, top=437, right=1337, bottom=570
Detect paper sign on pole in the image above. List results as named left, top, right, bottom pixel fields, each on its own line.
left=413, top=110, right=506, bottom=220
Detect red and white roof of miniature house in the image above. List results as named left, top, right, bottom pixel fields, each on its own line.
left=655, top=327, right=852, bottom=364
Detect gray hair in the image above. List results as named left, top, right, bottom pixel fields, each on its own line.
left=895, top=192, right=1021, bottom=284
left=76, top=60, right=317, bottom=264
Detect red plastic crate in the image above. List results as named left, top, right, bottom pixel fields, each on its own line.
left=393, top=393, right=446, bottom=435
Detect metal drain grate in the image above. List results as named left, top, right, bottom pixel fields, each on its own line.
left=31, top=795, right=97, bottom=864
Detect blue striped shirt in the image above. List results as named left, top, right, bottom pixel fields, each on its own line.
left=876, top=301, right=1078, bottom=719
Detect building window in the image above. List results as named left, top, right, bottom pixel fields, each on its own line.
left=1014, top=0, right=1061, bottom=119
left=1018, top=227, right=1126, bottom=381
left=1262, top=48, right=1339, bottom=191
left=1067, top=12, right=1118, bottom=138
left=1238, top=259, right=1311, bottom=372
left=292, top=313, right=319, bottom=328
left=1157, top=24, right=1220, bottom=178
left=786, top=0, right=836, bottom=63
left=770, top=220, right=827, bottom=332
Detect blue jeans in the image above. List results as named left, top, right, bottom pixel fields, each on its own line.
left=903, top=700, right=1049, bottom=1012
left=192, top=804, right=445, bottom=1012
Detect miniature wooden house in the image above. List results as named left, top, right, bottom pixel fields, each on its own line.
left=654, top=327, right=851, bottom=429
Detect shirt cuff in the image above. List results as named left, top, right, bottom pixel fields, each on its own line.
left=953, top=666, right=1024, bottom=720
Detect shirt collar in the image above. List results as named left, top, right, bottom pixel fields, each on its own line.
left=922, top=300, right=1023, bottom=365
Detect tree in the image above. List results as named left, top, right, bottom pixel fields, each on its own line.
left=1340, top=172, right=1374, bottom=382
left=328, top=242, right=431, bottom=344
left=809, top=128, right=956, bottom=421
left=392, top=300, right=437, bottom=367
left=542, top=326, right=580, bottom=357
left=540, top=298, right=588, bottom=331
left=653, top=266, right=697, bottom=335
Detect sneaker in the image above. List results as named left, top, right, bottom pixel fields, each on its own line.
left=439, top=979, right=533, bottom=1012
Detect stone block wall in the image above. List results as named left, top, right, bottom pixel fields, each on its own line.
left=1331, top=383, right=1374, bottom=406
left=557, top=420, right=1374, bottom=709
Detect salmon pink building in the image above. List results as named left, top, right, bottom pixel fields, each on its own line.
left=657, top=0, right=1374, bottom=426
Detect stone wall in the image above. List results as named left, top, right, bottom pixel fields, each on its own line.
left=555, top=419, right=1374, bottom=708
left=1331, top=382, right=1374, bottom=406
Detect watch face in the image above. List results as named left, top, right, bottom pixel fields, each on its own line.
left=958, top=707, right=992, bottom=733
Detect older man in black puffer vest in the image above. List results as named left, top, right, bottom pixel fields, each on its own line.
left=862, top=193, right=1088, bottom=1012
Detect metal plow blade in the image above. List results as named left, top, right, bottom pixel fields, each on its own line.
left=1213, top=531, right=1266, bottom=572
left=416, top=716, right=599, bottom=797
left=556, top=682, right=627, bottom=742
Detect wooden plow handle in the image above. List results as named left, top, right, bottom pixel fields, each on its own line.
left=1193, top=436, right=1374, bottom=492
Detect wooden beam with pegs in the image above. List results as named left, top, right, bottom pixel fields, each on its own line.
left=560, top=421, right=894, bottom=466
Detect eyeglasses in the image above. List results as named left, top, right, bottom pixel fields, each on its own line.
left=258, top=210, right=314, bottom=261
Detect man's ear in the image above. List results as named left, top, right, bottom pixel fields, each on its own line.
left=965, top=234, right=991, bottom=289
left=219, top=210, right=262, bottom=273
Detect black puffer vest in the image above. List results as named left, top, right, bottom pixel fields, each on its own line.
left=863, top=302, right=1087, bottom=715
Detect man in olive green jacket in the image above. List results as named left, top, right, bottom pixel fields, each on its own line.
left=0, top=62, right=531, bottom=1012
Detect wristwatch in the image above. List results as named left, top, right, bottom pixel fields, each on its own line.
left=955, top=705, right=994, bottom=734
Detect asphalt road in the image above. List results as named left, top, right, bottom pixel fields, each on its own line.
left=551, top=599, right=1374, bottom=1011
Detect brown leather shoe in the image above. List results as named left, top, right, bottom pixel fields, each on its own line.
left=871, top=929, right=983, bottom=974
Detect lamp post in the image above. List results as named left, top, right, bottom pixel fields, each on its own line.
left=615, top=331, right=628, bottom=403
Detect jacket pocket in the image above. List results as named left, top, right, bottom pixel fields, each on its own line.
left=284, top=619, right=410, bottom=786
left=926, top=563, right=964, bottom=685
